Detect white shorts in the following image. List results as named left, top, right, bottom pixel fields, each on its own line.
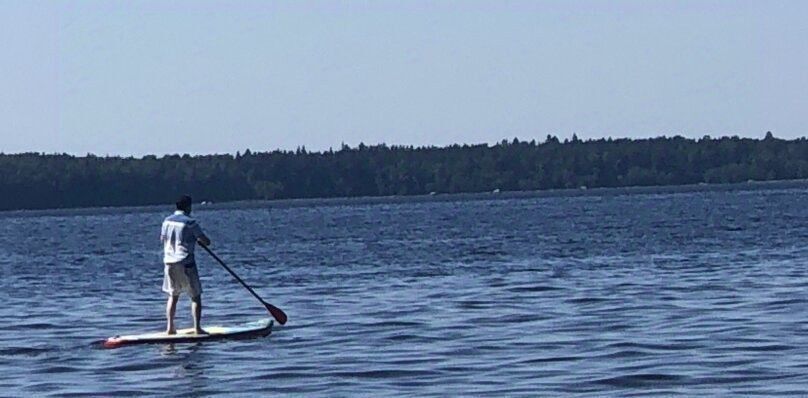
left=163, top=262, right=203, bottom=298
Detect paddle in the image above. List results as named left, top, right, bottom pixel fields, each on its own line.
left=200, top=244, right=288, bottom=325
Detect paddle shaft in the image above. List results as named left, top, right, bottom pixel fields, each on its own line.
left=200, top=244, right=287, bottom=324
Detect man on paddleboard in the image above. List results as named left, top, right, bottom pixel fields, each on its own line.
left=161, top=195, right=211, bottom=335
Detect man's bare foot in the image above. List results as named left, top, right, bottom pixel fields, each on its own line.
left=194, top=328, right=208, bottom=335
left=166, top=328, right=177, bottom=335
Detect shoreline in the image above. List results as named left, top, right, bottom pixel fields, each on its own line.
left=2, top=178, right=806, bottom=218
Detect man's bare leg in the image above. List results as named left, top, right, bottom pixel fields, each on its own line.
left=166, top=295, right=179, bottom=334
left=191, top=295, right=206, bottom=334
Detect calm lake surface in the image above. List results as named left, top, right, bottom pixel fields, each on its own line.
left=1, top=184, right=807, bottom=396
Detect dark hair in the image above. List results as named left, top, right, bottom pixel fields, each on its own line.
left=176, top=195, right=192, bottom=211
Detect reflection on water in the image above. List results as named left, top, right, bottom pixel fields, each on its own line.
left=1, top=185, right=807, bottom=396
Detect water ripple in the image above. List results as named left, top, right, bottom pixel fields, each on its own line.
left=1, top=186, right=807, bottom=395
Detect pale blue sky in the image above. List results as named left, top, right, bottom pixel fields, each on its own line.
left=1, top=1, right=806, bottom=156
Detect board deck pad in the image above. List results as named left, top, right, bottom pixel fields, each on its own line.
left=103, top=319, right=273, bottom=348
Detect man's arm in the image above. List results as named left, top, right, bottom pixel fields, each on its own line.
left=198, top=234, right=211, bottom=247
left=190, top=221, right=211, bottom=246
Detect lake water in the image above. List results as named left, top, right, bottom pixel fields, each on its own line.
left=1, top=184, right=807, bottom=396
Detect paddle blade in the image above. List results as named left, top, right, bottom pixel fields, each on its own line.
left=266, top=303, right=288, bottom=325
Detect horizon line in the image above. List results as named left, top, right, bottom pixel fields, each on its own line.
left=2, top=131, right=802, bottom=159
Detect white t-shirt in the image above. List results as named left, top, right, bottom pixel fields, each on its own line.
left=161, top=210, right=207, bottom=265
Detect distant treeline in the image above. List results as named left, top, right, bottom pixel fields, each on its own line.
left=1, top=133, right=806, bottom=210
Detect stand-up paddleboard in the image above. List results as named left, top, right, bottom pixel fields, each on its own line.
left=103, top=319, right=273, bottom=348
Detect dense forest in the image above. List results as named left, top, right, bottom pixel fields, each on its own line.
left=1, top=133, right=806, bottom=210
